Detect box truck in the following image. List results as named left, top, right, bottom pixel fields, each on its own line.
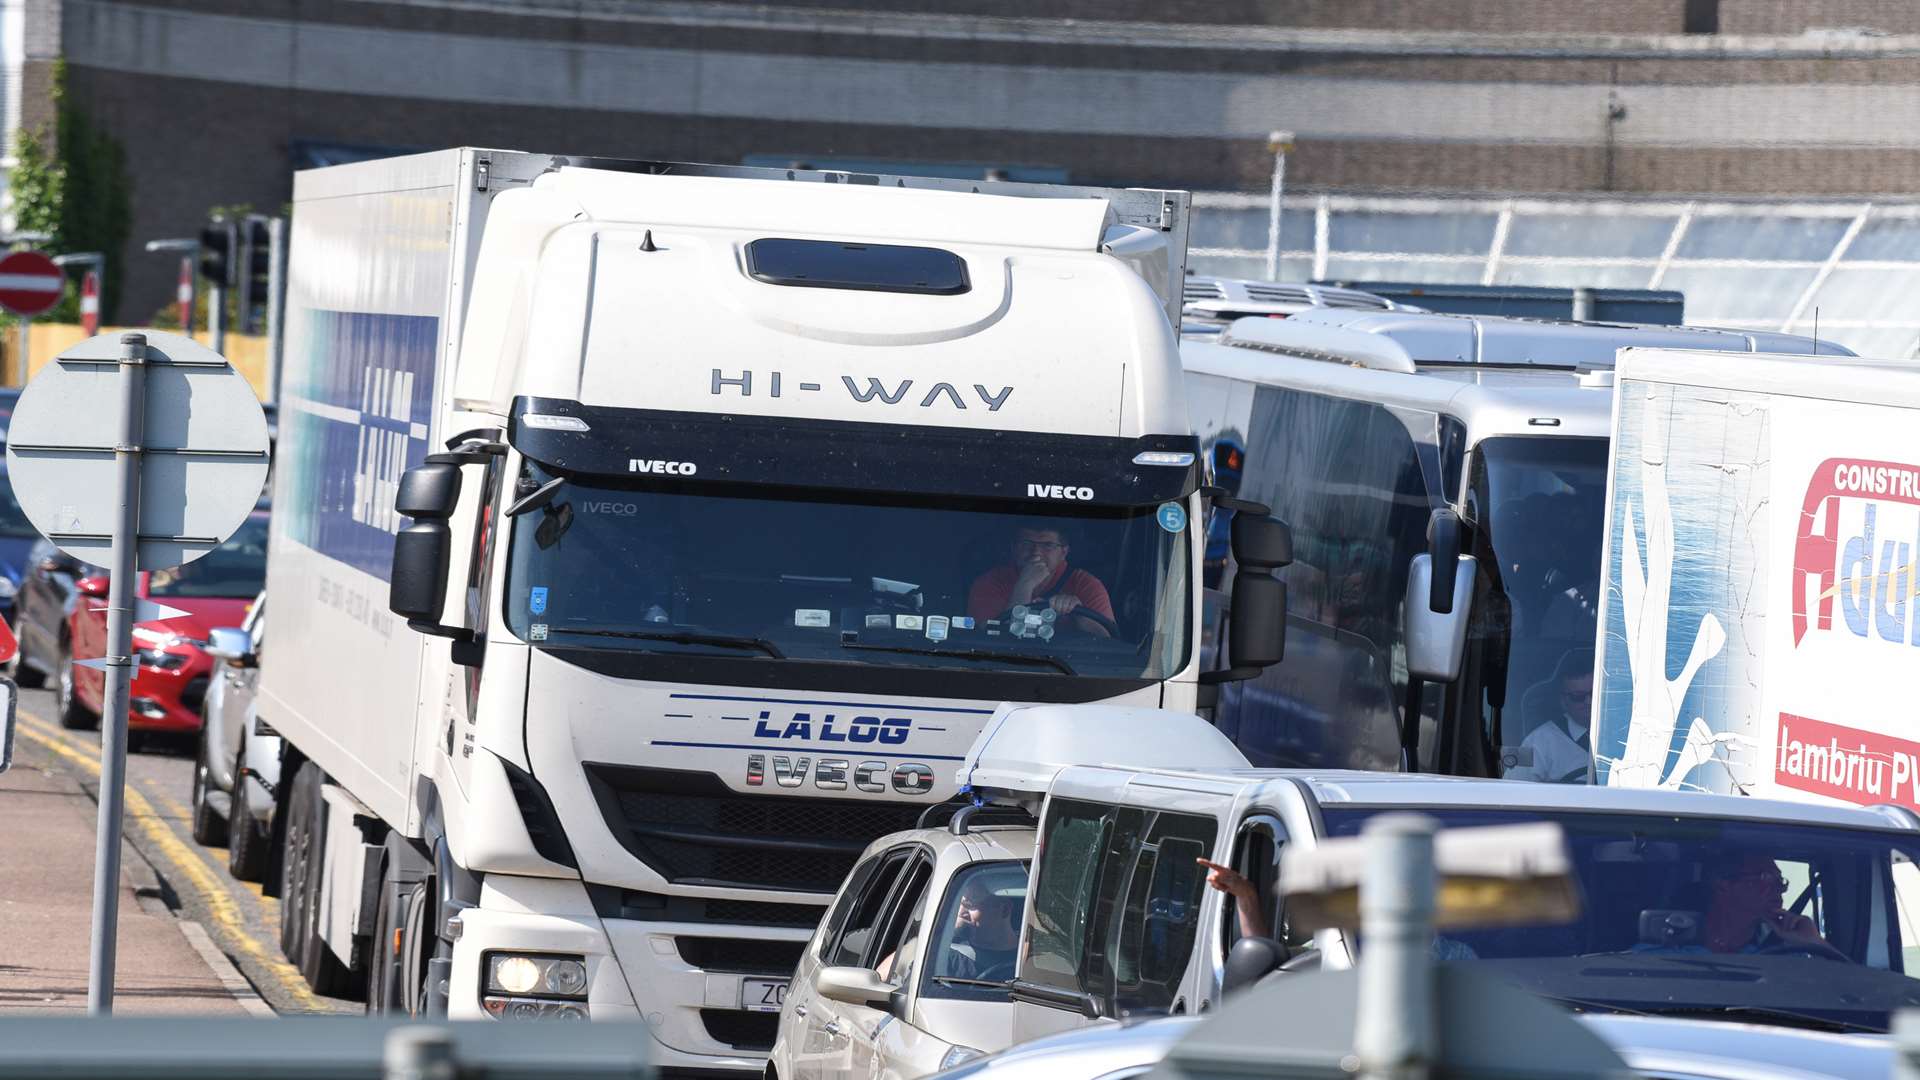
left=260, top=149, right=1288, bottom=1068
left=1594, top=347, right=1920, bottom=812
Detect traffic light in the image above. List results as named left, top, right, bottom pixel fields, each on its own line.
left=242, top=219, right=272, bottom=332
left=198, top=219, right=234, bottom=285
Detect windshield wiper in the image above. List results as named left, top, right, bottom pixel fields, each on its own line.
left=551, top=627, right=785, bottom=659
left=929, top=977, right=1010, bottom=989
left=1638, top=1005, right=1880, bottom=1035
left=839, top=641, right=1075, bottom=676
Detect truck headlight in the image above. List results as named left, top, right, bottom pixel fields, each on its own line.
left=483, top=952, right=589, bottom=1019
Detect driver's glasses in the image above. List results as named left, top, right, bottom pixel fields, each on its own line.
left=1014, top=539, right=1064, bottom=553
left=1728, top=869, right=1787, bottom=893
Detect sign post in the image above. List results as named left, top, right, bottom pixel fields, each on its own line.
left=177, top=257, right=194, bottom=334
left=4, top=330, right=268, bottom=1013
left=0, top=249, right=64, bottom=384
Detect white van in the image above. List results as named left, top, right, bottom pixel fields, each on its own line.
left=969, top=712, right=1920, bottom=1045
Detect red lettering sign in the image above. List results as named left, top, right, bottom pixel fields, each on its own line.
left=1775, top=711, right=1920, bottom=810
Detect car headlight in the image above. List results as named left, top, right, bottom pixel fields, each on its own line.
left=941, top=1045, right=986, bottom=1070
left=135, top=647, right=188, bottom=671
left=0, top=576, right=17, bottom=600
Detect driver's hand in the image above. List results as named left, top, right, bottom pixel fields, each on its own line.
left=1197, top=858, right=1256, bottom=903
left=1049, top=595, right=1082, bottom=616
left=1013, top=560, right=1051, bottom=600
left=1769, top=910, right=1823, bottom=943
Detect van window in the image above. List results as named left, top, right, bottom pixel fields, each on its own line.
left=1220, top=386, right=1436, bottom=770
left=1025, top=798, right=1219, bottom=1017
left=1222, top=818, right=1304, bottom=951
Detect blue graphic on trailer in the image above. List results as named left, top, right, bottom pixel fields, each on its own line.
left=282, top=310, right=439, bottom=580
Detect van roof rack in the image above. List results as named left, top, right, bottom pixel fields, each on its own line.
left=1216, top=308, right=1853, bottom=372
left=913, top=800, right=1038, bottom=835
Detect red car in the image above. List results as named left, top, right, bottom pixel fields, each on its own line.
left=62, top=513, right=268, bottom=747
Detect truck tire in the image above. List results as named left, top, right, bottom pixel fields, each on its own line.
left=228, top=754, right=269, bottom=882
left=282, top=762, right=357, bottom=997
left=189, top=728, right=229, bottom=847
left=365, top=855, right=402, bottom=1015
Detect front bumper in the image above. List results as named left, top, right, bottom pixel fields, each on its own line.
left=451, top=880, right=808, bottom=1074
left=126, top=658, right=211, bottom=732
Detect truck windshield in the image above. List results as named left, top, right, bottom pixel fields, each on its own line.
left=1325, top=806, right=1920, bottom=1033
left=501, top=462, right=1192, bottom=682
left=1467, top=436, right=1607, bottom=781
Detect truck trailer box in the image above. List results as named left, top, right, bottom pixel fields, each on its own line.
left=1594, top=347, right=1920, bottom=810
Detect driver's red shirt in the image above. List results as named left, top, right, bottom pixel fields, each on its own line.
left=967, top=563, right=1115, bottom=624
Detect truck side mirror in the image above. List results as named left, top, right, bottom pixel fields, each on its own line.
left=1405, top=508, right=1477, bottom=683
left=1206, top=514, right=1291, bottom=682
left=389, top=460, right=463, bottom=630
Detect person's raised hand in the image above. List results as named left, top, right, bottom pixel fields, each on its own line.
left=1197, top=858, right=1255, bottom=902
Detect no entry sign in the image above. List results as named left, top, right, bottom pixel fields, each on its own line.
left=0, top=250, right=64, bottom=318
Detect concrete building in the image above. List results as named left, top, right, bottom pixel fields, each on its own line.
left=5, top=0, right=1920, bottom=321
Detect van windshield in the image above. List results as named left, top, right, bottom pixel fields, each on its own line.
left=501, top=462, right=1192, bottom=683
left=1325, top=806, right=1920, bottom=1033
left=1468, top=436, right=1608, bottom=781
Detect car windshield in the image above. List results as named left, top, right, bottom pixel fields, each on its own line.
left=1326, top=806, right=1920, bottom=1032
left=147, top=516, right=270, bottom=598
left=0, top=468, right=37, bottom=538
left=920, top=860, right=1029, bottom=1001
left=1468, top=436, right=1608, bottom=781
left=501, top=462, right=1193, bottom=681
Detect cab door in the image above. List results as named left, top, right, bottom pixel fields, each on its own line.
left=846, top=854, right=933, bottom=1080
left=1011, top=772, right=1230, bottom=1044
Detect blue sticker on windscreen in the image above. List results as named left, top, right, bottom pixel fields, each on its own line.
left=529, top=586, right=549, bottom=615
left=1157, top=502, right=1188, bottom=533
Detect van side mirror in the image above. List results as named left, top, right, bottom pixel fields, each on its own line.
left=389, top=460, right=464, bottom=631
left=1222, top=935, right=1289, bottom=996
left=1405, top=508, right=1476, bottom=683
left=1202, top=509, right=1291, bottom=685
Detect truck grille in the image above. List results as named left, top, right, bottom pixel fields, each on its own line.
left=583, top=763, right=925, bottom=892
left=701, top=1009, right=778, bottom=1052
left=676, top=937, right=806, bottom=977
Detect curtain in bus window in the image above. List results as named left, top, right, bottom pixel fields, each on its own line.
left=1222, top=387, right=1430, bottom=770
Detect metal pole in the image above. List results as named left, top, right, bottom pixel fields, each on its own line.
left=1266, top=130, right=1294, bottom=283
left=235, top=222, right=254, bottom=337
left=178, top=256, right=195, bottom=336
left=265, top=216, right=286, bottom=404
left=209, top=280, right=226, bottom=356
left=1354, top=813, right=1439, bottom=1080
left=15, top=316, right=28, bottom=386
left=87, top=332, right=148, bottom=1015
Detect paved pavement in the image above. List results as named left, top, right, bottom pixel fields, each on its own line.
left=0, top=691, right=357, bottom=1016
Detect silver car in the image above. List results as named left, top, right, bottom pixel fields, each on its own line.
left=770, top=809, right=1035, bottom=1080
left=186, top=591, right=279, bottom=880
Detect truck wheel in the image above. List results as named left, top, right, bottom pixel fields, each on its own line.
left=365, top=855, right=402, bottom=1015
left=228, top=755, right=269, bottom=882
left=278, top=763, right=315, bottom=960
left=288, top=763, right=358, bottom=998
left=190, top=729, right=229, bottom=847
left=56, top=639, right=97, bottom=731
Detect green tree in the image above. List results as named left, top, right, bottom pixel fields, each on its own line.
left=6, top=60, right=133, bottom=323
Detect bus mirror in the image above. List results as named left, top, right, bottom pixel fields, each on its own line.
left=1230, top=514, right=1292, bottom=570
left=1406, top=553, right=1476, bottom=683
left=1224, top=572, right=1286, bottom=674
left=1426, top=509, right=1463, bottom=613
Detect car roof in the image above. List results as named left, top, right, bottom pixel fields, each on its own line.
left=1070, top=766, right=1917, bottom=833
left=856, top=823, right=1036, bottom=867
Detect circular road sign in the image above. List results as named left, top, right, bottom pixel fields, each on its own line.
left=5, top=331, right=269, bottom=570
left=0, top=250, right=66, bottom=318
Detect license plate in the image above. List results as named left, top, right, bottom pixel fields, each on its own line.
left=741, top=977, right=789, bottom=1013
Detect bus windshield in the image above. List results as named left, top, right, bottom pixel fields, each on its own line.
left=1468, top=436, right=1608, bottom=781
left=501, top=461, right=1193, bottom=684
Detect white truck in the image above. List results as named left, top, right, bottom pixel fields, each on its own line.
left=258, top=149, right=1288, bottom=1068
left=1594, top=347, right=1920, bottom=814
